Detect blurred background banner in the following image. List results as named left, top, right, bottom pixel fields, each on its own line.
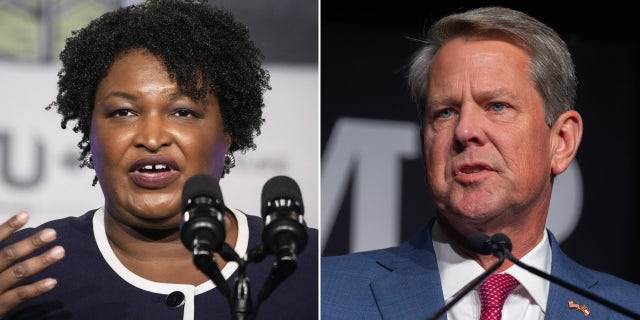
left=321, top=1, right=639, bottom=285
left=0, top=0, right=319, bottom=229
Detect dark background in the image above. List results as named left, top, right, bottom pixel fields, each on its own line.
left=321, top=1, right=639, bottom=285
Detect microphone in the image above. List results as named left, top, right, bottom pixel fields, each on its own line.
left=466, top=231, right=494, bottom=255
left=181, top=174, right=226, bottom=255
left=490, top=233, right=640, bottom=319
left=257, top=175, right=308, bottom=301
left=428, top=232, right=506, bottom=320
left=180, top=173, right=231, bottom=298
left=490, top=233, right=512, bottom=254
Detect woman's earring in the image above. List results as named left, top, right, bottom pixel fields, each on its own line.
left=82, top=152, right=98, bottom=186
left=223, top=152, right=236, bottom=176
left=82, top=152, right=94, bottom=169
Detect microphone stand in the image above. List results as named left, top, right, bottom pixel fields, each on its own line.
left=192, top=233, right=304, bottom=320
left=505, top=252, right=640, bottom=319
left=232, top=259, right=252, bottom=320
left=216, top=244, right=256, bottom=320
left=428, top=250, right=506, bottom=320
left=242, top=245, right=270, bottom=318
left=192, top=244, right=232, bottom=299
left=183, top=176, right=308, bottom=320
left=194, top=242, right=259, bottom=319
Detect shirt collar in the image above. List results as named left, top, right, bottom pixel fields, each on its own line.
left=432, top=221, right=552, bottom=311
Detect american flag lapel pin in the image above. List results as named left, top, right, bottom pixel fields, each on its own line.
left=568, top=300, right=591, bottom=316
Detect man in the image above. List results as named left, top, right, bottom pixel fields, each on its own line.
left=321, top=6, right=640, bottom=320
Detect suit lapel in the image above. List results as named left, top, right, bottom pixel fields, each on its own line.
left=370, top=221, right=447, bottom=320
left=365, top=227, right=635, bottom=319
left=545, top=231, right=601, bottom=320
left=371, top=265, right=444, bottom=319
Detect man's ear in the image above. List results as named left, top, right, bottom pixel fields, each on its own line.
left=550, top=110, right=583, bottom=175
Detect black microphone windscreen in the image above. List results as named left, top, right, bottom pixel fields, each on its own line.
left=181, top=174, right=224, bottom=210
left=466, top=232, right=492, bottom=255
left=491, top=233, right=513, bottom=252
left=261, top=175, right=303, bottom=216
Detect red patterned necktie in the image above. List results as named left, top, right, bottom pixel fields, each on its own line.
left=478, top=273, right=520, bottom=320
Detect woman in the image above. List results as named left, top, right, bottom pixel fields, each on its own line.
left=0, top=0, right=318, bottom=319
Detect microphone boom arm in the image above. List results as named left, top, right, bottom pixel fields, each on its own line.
left=193, top=249, right=231, bottom=299
left=505, top=252, right=640, bottom=319
left=428, top=250, right=506, bottom=320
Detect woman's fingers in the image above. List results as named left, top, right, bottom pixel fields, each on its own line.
left=0, top=212, right=65, bottom=317
left=0, top=228, right=59, bottom=271
left=0, top=277, right=58, bottom=317
left=0, top=212, right=29, bottom=242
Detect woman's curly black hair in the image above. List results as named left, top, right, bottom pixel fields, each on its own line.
left=47, top=0, right=270, bottom=167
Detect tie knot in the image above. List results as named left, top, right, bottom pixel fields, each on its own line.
left=478, top=273, right=519, bottom=320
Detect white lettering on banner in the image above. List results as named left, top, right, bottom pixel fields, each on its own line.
left=321, top=117, right=583, bottom=252
left=321, top=118, right=420, bottom=252
left=0, top=132, right=44, bottom=188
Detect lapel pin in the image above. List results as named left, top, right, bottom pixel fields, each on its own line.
left=568, top=300, right=591, bottom=316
